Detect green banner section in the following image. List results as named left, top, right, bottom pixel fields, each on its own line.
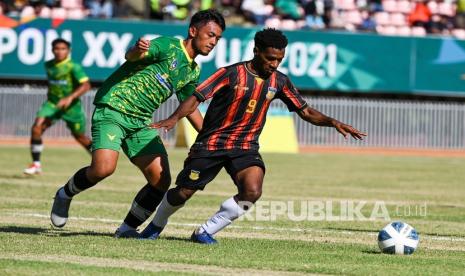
left=0, top=18, right=464, bottom=95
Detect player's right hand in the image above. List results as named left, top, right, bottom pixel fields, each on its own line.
left=56, top=96, right=74, bottom=110
left=135, top=38, right=150, bottom=52
left=149, top=117, right=178, bottom=132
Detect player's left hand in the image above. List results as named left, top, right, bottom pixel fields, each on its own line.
left=333, top=121, right=367, bottom=140
left=135, top=38, right=150, bottom=53
left=56, top=96, right=74, bottom=110
left=149, top=117, right=178, bottom=132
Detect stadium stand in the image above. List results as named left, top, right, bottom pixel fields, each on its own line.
left=0, top=0, right=464, bottom=38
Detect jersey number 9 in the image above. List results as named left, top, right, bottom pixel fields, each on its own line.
left=246, top=99, right=257, bottom=114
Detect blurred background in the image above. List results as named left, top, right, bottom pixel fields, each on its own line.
left=2, top=0, right=465, bottom=36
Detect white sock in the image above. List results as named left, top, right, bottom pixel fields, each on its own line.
left=33, top=161, right=41, bottom=167
left=151, top=193, right=184, bottom=228
left=199, top=197, right=247, bottom=235
left=118, top=222, right=135, bottom=232
left=58, top=187, right=71, bottom=200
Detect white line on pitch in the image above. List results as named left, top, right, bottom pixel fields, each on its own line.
left=10, top=212, right=465, bottom=243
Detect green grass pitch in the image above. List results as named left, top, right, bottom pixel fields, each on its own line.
left=1, top=145, right=465, bottom=275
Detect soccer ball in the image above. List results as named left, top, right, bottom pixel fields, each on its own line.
left=378, top=221, right=419, bottom=255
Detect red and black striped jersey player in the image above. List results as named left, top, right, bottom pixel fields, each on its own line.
left=139, top=28, right=367, bottom=244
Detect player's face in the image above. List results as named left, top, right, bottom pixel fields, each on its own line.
left=254, top=47, right=285, bottom=78
left=191, top=21, right=223, bottom=56
left=52, top=43, right=70, bottom=62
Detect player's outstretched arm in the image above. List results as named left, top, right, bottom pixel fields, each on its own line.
left=56, top=81, right=91, bottom=110
left=297, top=106, right=367, bottom=140
left=150, top=95, right=201, bottom=132
left=125, top=38, right=150, bottom=61
left=186, top=108, right=203, bottom=132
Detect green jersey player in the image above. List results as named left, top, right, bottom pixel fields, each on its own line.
left=24, top=38, right=92, bottom=175
left=50, top=9, right=226, bottom=238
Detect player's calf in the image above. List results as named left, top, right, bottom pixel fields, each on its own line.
left=236, top=188, right=262, bottom=204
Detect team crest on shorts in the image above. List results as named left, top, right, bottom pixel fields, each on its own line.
left=189, top=170, right=200, bottom=181
left=266, top=87, right=277, bottom=100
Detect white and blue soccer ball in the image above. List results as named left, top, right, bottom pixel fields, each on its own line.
left=378, top=221, right=419, bottom=255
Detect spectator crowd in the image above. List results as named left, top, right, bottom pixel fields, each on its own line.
left=1, top=0, right=465, bottom=38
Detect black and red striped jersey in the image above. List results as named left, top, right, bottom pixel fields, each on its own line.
left=192, top=61, right=307, bottom=151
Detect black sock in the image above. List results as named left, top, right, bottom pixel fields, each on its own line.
left=63, top=167, right=95, bottom=197
left=124, top=184, right=166, bottom=228
left=31, top=138, right=43, bottom=162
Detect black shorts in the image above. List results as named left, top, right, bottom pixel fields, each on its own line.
left=175, top=150, right=266, bottom=190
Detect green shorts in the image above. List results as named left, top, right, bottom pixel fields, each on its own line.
left=91, top=105, right=166, bottom=159
left=36, top=100, right=86, bottom=134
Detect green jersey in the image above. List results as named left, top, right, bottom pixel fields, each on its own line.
left=45, top=58, right=89, bottom=104
left=94, top=36, right=200, bottom=119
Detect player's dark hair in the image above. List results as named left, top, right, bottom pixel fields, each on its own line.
left=189, top=9, right=226, bottom=31
left=254, top=28, right=288, bottom=51
left=52, top=38, right=71, bottom=48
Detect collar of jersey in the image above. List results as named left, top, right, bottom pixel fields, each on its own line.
left=179, top=39, right=193, bottom=63
left=55, top=57, right=70, bottom=66
left=244, top=62, right=267, bottom=81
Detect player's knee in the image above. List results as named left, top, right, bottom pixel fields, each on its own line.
left=161, top=173, right=172, bottom=189
left=162, top=169, right=172, bottom=185
left=72, top=133, right=84, bottom=140
left=149, top=173, right=171, bottom=191
left=31, top=124, right=42, bottom=136
left=88, top=163, right=115, bottom=181
left=73, top=134, right=91, bottom=145
left=92, top=170, right=113, bottom=182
